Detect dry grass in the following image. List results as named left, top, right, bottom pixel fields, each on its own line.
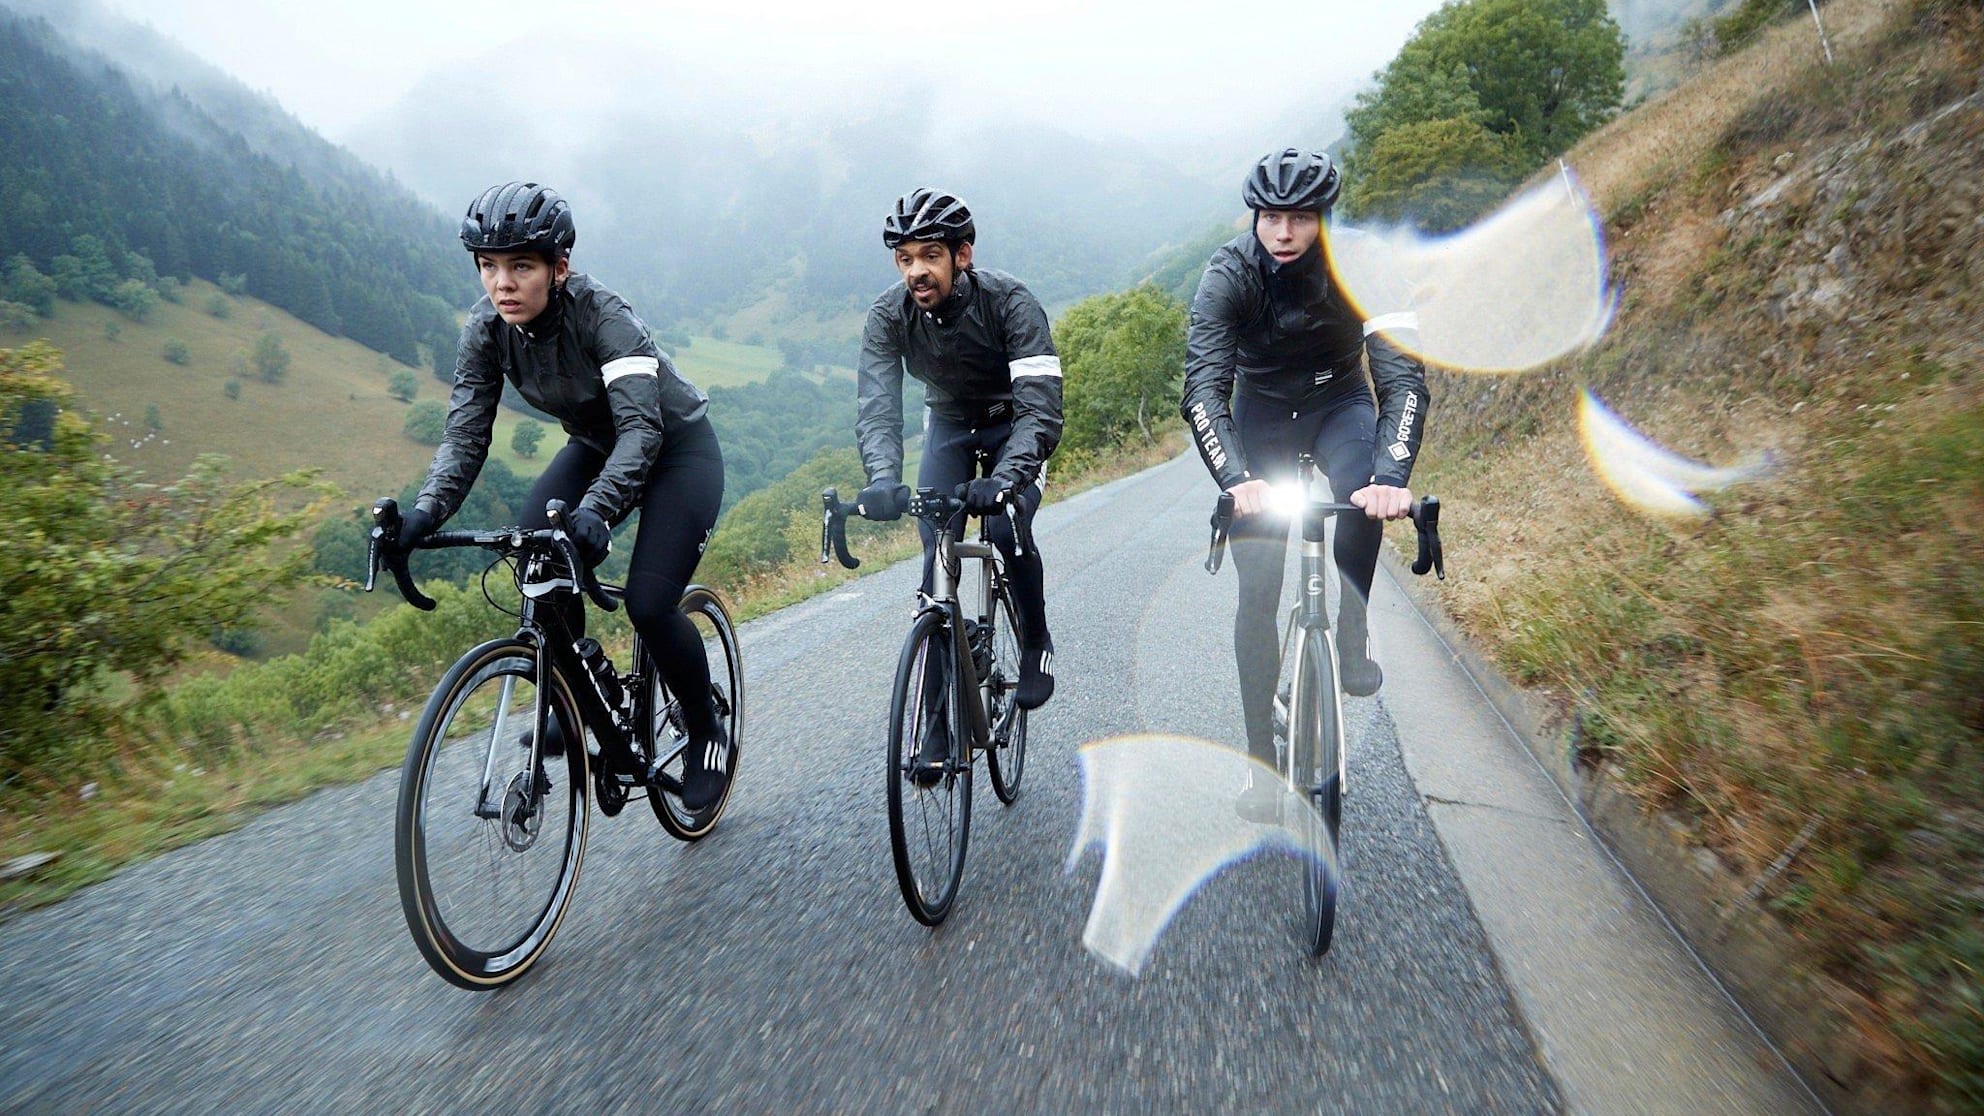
left=1570, top=0, right=1907, bottom=213
left=1419, top=3, right=1984, bottom=1104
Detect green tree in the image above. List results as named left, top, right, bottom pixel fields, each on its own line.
left=511, top=418, right=545, bottom=458
left=109, top=278, right=159, bottom=323
left=218, top=272, right=248, bottom=296
left=162, top=338, right=190, bottom=365
left=205, top=292, right=232, bottom=319
left=1341, top=0, right=1624, bottom=224
left=251, top=331, right=290, bottom=384
left=3, top=256, right=56, bottom=317
left=144, top=403, right=162, bottom=431
left=1053, top=285, right=1187, bottom=464
left=67, top=235, right=120, bottom=302
left=387, top=369, right=419, bottom=402
left=0, top=301, right=33, bottom=334
left=1346, top=116, right=1528, bottom=231
left=403, top=399, right=447, bottom=444
left=49, top=255, right=88, bottom=301
left=224, top=378, right=242, bottom=401
left=0, top=342, right=334, bottom=774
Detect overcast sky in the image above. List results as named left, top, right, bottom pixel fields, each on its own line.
left=93, top=0, right=1451, bottom=144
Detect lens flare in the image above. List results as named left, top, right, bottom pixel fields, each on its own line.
left=1578, top=390, right=1776, bottom=518
left=1327, top=169, right=1614, bottom=373
left=1068, top=735, right=1335, bottom=975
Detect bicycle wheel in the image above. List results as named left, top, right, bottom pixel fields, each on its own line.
left=1291, top=628, right=1345, bottom=957
left=983, top=575, right=1029, bottom=805
left=887, top=610, right=972, bottom=925
left=648, top=587, right=745, bottom=841
left=395, top=638, right=589, bottom=989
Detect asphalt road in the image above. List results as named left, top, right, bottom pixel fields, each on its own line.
left=0, top=453, right=1560, bottom=1114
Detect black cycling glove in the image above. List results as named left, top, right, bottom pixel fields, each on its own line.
left=855, top=480, right=909, bottom=522
left=388, top=504, right=438, bottom=557
left=957, top=478, right=1011, bottom=514
left=567, top=506, right=612, bottom=568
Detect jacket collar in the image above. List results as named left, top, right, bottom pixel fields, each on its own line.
left=515, top=280, right=570, bottom=342
left=922, top=268, right=976, bottom=324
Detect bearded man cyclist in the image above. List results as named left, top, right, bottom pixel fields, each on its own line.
left=853, top=188, right=1062, bottom=777
left=380, top=181, right=734, bottom=813
left=1180, top=149, right=1429, bottom=802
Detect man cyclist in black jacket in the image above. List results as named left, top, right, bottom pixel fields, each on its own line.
left=854, top=188, right=1063, bottom=779
left=1181, top=150, right=1429, bottom=807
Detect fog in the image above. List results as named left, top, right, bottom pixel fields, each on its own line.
left=89, top=0, right=1449, bottom=148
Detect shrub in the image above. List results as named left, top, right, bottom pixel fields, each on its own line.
left=109, top=278, right=159, bottom=323
left=403, top=399, right=447, bottom=444
left=162, top=338, right=190, bottom=365
left=0, top=301, right=34, bottom=334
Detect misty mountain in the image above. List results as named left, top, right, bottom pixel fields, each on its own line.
left=342, top=46, right=1241, bottom=327
left=0, top=3, right=471, bottom=365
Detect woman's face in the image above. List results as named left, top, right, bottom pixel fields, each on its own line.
left=477, top=251, right=566, bottom=324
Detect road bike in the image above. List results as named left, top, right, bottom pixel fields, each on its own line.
left=366, top=497, right=743, bottom=988
left=1206, top=454, right=1444, bottom=955
left=820, top=483, right=1031, bottom=925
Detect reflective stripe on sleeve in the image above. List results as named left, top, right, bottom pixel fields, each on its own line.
left=1009, top=354, right=1063, bottom=380
left=601, top=355, right=660, bottom=383
left=1362, top=312, right=1420, bottom=337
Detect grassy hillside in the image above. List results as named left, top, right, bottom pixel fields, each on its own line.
left=11, top=280, right=787, bottom=500
left=1413, top=0, right=1982, bottom=1108
left=16, top=278, right=458, bottom=497
left=669, top=332, right=788, bottom=386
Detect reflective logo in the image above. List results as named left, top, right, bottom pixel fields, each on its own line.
left=1188, top=401, right=1228, bottom=471
left=1390, top=390, right=1420, bottom=462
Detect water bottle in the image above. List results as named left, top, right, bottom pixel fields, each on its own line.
left=574, top=637, right=624, bottom=710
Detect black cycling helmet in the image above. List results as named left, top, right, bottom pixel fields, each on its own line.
left=1242, top=149, right=1341, bottom=213
left=882, top=188, right=976, bottom=248
left=460, top=182, right=576, bottom=258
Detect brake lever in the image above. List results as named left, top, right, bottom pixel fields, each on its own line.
left=1206, top=491, right=1235, bottom=575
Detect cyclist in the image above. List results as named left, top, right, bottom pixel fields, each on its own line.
left=380, top=181, right=734, bottom=812
left=1180, top=150, right=1429, bottom=809
left=853, top=188, right=1063, bottom=780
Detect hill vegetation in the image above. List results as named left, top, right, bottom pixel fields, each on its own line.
left=1412, top=0, right=1982, bottom=1107
left=0, top=10, right=468, bottom=370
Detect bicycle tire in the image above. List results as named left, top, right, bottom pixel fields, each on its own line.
left=983, top=575, right=1029, bottom=805
left=395, top=638, right=589, bottom=989
left=886, top=610, right=971, bottom=925
left=649, top=587, right=745, bottom=841
left=1292, top=628, right=1344, bottom=957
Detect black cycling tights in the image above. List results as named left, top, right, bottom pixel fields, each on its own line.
left=917, top=413, right=1050, bottom=649
left=525, top=418, right=725, bottom=741
left=1230, top=390, right=1380, bottom=764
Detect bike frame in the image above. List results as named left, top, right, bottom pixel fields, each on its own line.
left=917, top=495, right=1000, bottom=758
left=472, top=550, right=666, bottom=814
left=1278, top=454, right=1348, bottom=802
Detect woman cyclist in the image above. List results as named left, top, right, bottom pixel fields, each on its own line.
left=381, top=181, right=733, bottom=812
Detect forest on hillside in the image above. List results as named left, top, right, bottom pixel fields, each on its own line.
left=0, top=11, right=468, bottom=369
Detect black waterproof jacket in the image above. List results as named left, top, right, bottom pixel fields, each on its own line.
left=415, top=273, right=709, bottom=525
left=1180, top=229, right=1428, bottom=491
left=857, top=267, right=1063, bottom=489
